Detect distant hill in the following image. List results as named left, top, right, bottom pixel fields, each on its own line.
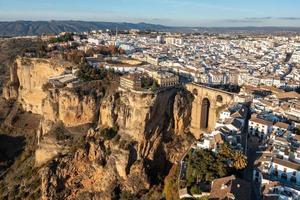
left=1, top=21, right=300, bottom=36
left=0, top=21, right=169, bottom=36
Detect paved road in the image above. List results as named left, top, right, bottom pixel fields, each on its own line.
left=246, top=137, right=263, bottom=200
left=240, top=103, right=263, bottom=200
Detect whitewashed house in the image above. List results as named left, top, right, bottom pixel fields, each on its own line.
left=249, top=116, right=273, bottom=139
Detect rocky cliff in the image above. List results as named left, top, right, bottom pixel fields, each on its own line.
left=4, top=57, right=70, bottom=114
left=3, top=57, right=195, bottom=199
left=39, top=88, right=194, bottom=199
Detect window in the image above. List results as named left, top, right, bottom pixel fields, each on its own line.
left=192, top=88, right=198, bottom=96
left=273, top=169, right=278, bottom=177
left=216, top=95, right=223, bottom=103
left=291, top=176, right=297, bottom=183
left=281, top=173, right=287, bottom=180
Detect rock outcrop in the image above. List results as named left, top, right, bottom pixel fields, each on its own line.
left=6, top=57, right=70, bottom=114
left=4, top=57, right=195, bottom=199
left=39, top=88, right=194, bottom=199
left=42, top=87, right=103, bottom=127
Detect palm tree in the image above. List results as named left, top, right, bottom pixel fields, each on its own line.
left=232, top=151, right=247, bottom=170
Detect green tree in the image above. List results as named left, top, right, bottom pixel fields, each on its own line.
left=190, top=185, right=201, bottom=195
left=76, top=62, right=108, bottom=81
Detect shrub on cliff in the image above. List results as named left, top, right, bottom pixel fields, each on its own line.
left=100, top=127, right=118, bottom=141
left=119, top=191, right=139, bottom=200
left=42, top=82, right=53, bottom=92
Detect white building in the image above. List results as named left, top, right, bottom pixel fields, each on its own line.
left=87, top=37, right=102, bottom=45
left=248, top=116, right=273, bottom=138
left=268, top=158, right=300, bottom=187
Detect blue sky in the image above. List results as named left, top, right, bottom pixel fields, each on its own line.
left=0, top=0, right=300, bottom=27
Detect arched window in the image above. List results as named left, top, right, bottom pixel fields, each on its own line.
left=192, top=88, right=198, bottom=96
left=216, top=95, right=223, bottom=103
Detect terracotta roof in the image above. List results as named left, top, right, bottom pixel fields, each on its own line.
left=209, top=175, right=251, bottom=200
left=274, top=136, right=288, bottom=144
left=294, top=134, right=300, bottom=142
left=231, top=111, right=243, bottom=118
left=250, top=117, right=273, bottom=126
left=214, top=133, right=224, bottom=144
left=273, top=122, right=289, bottom=130
left=294, top=102, right=300, bottom=109
left=260, top=85, right=283, bottom=94
left=255, top=153, right=272, bottom=165
left=260, top=99, right=273, bottom=107
left=276, top=91, right=300, bottom=100
left=280, top=104, right=290, bottom=110
left=273, top=158, right=300, bottom=171
left=262, top=181, right=281, bottom=197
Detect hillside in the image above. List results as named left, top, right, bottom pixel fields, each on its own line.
left=0, top=21, right=169, bottom=36
left=1, top=21, right=300, bottom=36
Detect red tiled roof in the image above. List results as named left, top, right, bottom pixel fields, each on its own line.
left=209, top=175, right=251, bottom=200
left=250, top=117, right=273, bottom=126
left=273, top=158, right=300, bottom=171
left=274, top=122, right=289, bottom=129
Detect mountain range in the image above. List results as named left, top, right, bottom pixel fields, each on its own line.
left=1, top=20, right=300, bottom=36
left=0, top=21, right=168, bottom=36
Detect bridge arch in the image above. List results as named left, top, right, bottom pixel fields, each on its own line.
left=200, top=98, right=210, bottom=129
left=186, top=83, right=235, bottom=138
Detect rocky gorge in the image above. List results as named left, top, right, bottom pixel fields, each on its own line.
left=1, top=56, right=195, bottom=199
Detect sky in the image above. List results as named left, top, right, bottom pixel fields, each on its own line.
left=0, top=0, right=300, bottom=27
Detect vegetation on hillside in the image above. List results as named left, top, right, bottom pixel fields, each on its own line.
left=100, top=127, right=118, bottom=141
left=0, top=39, right=48, bottom=90
left=0, top=131, right=41, bottom=199
left=49, top=33, right=74, bottom=43
left=76, top=62, right=109, bottom=81
left=163, top=164, right=180, bottom=200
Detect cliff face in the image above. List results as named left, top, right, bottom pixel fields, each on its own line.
left=40, top=89, right=194, bottom=199
left=42, top=87, right=103, bottom=127
left=5, top=57, right=104, bottom=128
left=4, top=57, right=68, bottom=114
left=3, top=57, right=194, bottom=199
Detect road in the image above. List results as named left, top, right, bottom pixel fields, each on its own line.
left=240, top=102, right=263, bottom=200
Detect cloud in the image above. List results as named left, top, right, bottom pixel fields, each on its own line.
left=278, top=17, right=300, bottom=20
left=245, top=17, right=272, bottom=20
left=222, top=17, right=300, bottom=24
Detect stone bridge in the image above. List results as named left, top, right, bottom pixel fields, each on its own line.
left=186, top=83, right=235, bottom=138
